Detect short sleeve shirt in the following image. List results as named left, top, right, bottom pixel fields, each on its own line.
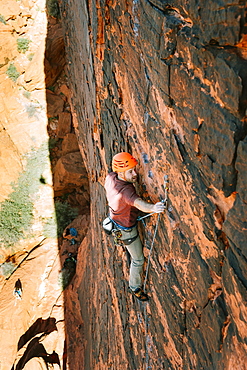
left=104, top=172, right=140, bottom=228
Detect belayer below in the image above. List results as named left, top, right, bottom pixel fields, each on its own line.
left=104, top=152, right=165, bottom=301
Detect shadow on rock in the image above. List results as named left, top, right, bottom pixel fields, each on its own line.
left=12, top=317, right=59, bottom=370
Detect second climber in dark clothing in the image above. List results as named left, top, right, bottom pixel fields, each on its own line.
left=104, top=152, right=165, bottom=301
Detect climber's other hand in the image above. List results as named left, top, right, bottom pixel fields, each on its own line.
left=152, top=202, right=165, bottom=213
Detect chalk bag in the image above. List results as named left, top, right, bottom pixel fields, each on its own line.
left=102, top=217, right=113, bottom=235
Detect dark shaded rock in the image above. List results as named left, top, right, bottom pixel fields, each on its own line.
left=45, top=24, right=66, bottom=87
left=56, top=112, right=72, bottom=138
left=236, top=136, right=247, bottom=203
left=53, top=152, right=89, bottom=196
left=46, top=90, right=64, bottom=118
left=62, top=133, right=79, bottom=154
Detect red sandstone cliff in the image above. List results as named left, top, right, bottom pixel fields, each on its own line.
left=0, top=0, right=89, bottom=368
left=0, top=0, right=247, bottom=369
left=60, top=0, right=247, bottom=369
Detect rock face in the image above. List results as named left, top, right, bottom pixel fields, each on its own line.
left=0, top=0, right=246, bottom=369
left=53, top=152, right=89, bottom=196
left=0, top=0, right=89, bottom=369
left=60, top=0, right=247, bottom=369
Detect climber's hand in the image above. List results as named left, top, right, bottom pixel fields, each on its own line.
left=152, top=202, right=166, bottom=213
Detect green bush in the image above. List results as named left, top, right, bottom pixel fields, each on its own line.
left=17, top=38, right=31, bottom=53
left=46, top=0, right=60, bottom=18
left=0, top=14, right=6, bottom=24
left=0, top=143, right=79, bottom=248
left=48, top=136, right=60, bottom=151
left=44, top=201, right=78, bottom=238
left=23, top=91, right=31, bottom=99
left=58, top=256, right=76, bottom=290
left=0, top=192, right=33, bottom=247
left=0, top=145, right=49, bottom=248
left=26, top=103, right=38, bottom=118
left=25, top=101, right=45, bottom=118
left=55, top=201, right=79, bottom=236
left=0, top=261, right=16, bottom=277
left=6, top=63, right=20, bottom=82
left=27, top=53, right=34, bottom=61
left=47, top=86, right=55, bottom=92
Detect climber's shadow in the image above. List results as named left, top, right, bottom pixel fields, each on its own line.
left=11, top=318, right=60, bottom=370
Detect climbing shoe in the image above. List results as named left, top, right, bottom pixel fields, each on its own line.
left=128, top=287, right=149, bottom=302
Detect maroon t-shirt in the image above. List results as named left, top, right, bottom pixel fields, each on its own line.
left=104, top=172, right=140, bottom=228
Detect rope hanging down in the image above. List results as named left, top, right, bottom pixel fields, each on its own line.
left=142, top=212, right=161, bottom=370
left=143, top=213, right=161, bottom=293
left=143, top=175, right=169, bottom=293
left=141, top=175, right=169, bottom=370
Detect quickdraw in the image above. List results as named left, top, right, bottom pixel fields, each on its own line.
left=111, top=229, right=125, bottom=248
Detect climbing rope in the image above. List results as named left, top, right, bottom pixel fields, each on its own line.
left=141, top=175, right=169, bottom=369
left=137, top=212, right=155, bottom=221
left=143, top=212, right=161, bottom=293
left=142, top=212, right=161, bottom=370
left=143, top=174, right=169, bottom=292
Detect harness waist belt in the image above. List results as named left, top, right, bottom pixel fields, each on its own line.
left=110, top=217, right=136, bottom=232
left=122, top=234, right=139, bottom=245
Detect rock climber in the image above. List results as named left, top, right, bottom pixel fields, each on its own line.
left=13, top=278, right=22, bottom=300
left=104, top=152, right=165, bottom=301
left=63, top=227, right=78, bottom=245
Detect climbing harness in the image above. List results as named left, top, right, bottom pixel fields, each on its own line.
left=112, top=229, right=125, bottom=248
left=102, top=217, right=113, bottom=235
left=103, top=216, right=139, bottom=247
left=111, top=228, right=139, bottom=248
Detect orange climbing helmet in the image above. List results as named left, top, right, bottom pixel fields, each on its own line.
left=112, top=152, right=138, bottom=172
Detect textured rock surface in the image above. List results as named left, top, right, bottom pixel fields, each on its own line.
left=0, top=0, right=246, bottom=369
left=53, top=151, right=89, bottom=196
left=62, top=133, right=80, bottom=154
left=0, top=1, right=89, bottom=369
left=60, top=0, right=247, bottom=369
left=0, top=239, right=64, bottom=370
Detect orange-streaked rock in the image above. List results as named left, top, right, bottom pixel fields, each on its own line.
left=60, top=0, right=247, bottom=368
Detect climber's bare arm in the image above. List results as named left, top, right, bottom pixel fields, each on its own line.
left=134, top=198, right=165, bottom=213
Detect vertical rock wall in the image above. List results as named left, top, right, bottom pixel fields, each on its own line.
left=61, top=0, right=247, bottom=369
left=0, top=1, right=89, bottom=368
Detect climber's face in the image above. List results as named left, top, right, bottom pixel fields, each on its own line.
left=117, top=166, right=138, bottom=183
left=123, top=166, right=138, bottom=183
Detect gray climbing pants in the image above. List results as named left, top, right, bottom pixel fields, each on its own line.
left=119, top=226, right=144, bottom=291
